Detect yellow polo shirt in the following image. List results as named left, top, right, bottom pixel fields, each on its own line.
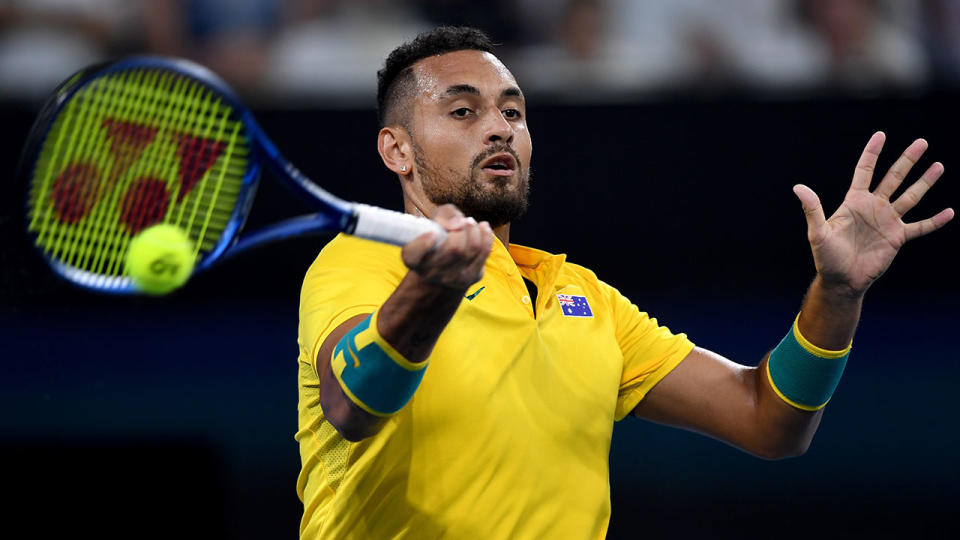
left=296, top=234, right=694, bottom=539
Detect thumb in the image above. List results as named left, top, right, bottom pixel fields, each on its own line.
left=793, top=184, right=826, bottom=235
left=432, top=204, right=467, bottom=232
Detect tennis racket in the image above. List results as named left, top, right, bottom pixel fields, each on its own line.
left=20, top=56, right=445, bottom=294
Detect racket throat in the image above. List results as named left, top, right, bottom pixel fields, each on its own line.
left=344, top=211, right=360, bottom=235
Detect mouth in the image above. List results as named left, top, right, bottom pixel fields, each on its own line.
left=480, top=153, right=517, bottom=177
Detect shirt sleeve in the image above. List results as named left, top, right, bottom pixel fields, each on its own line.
left=297, top=234, right=407, bottom=370
left=607, top=284, right=695, bottom=420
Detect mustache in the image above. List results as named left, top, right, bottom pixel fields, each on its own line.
left=471, top=144, right=522, bottom=171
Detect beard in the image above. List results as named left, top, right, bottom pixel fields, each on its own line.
left=414, top=142, right=530, bottom=228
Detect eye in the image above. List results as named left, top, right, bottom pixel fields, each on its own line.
left=503, top=108, right=523, bottom=120
left=451, top=107, right=472, bottom=118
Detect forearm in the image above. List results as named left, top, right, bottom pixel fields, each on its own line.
left=752, top=355, right=824, bottom=459
left=377, top=271, right=467, bottom=362
left=796, top=275, right=864, bottom=350
left=751, top=274, right=862, bottom=455
left=319, top=271, right=469, bottom=441
left=318, top=205, right=491, bottom=440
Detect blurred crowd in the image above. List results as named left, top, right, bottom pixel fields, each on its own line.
left=1, top=0, right=958, bottom=105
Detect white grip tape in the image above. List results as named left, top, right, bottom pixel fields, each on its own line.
left=352, top=204, right=447, bottom=247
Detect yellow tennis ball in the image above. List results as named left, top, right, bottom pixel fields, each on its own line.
left=124, top=224, right=195, bottom=295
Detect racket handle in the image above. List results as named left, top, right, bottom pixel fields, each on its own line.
left=351, top=204, right=448, bottom=247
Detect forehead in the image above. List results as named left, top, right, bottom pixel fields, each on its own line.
left=412, top=50, right=519, bottom=100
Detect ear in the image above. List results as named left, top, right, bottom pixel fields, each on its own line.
left=378, top=126, right=413, bottom=177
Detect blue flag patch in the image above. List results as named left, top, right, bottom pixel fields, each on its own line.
left=557, top=294, right=593, bottom=317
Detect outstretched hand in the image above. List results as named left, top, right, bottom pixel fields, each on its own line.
left=793, top=132, right=954, bottom=297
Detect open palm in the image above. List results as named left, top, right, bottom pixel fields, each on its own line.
left=794, top=132, right=954, bottom=296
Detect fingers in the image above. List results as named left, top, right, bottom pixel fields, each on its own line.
left=401, top=204, right=494, bottom=289
left=461, top=219, right=493, bottom=281
left=793, top=184, right=826, bottom=240
left=892, top=161, right=944, bottom=217
left=874, top=138, right=928, bottom=200
left=870, top=137, right=952, bottom=242
left=851, top=131, right=885, bottom=191
left=425, top=217, right=492, bottom=286
left=432, top=203, right=469, bottom=232
left=401, top=229, right=441, bottom=269
left=402, top=204, right=467, bottom=269
left=905, top=207, right=955, bottom=242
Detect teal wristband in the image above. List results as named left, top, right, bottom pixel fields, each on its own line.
left=767, top=315, right=850, bottom=411
left=330, top=311, right=427, bottom=417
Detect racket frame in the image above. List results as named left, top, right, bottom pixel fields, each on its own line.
left=23, top=56, right=444, bottom=295
left=22, top=56, right=355, bottom=293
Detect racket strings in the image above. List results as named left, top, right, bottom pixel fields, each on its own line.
left=169, top=76, right=238, bottom=254
left=26, top=66, right=251, bottom=282
left=87, top=69, right=159, bottom=277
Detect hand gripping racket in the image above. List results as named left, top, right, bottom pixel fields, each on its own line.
left=20, top=56, right=445, bottom=294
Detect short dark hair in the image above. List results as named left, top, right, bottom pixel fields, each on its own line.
left=376, top=26, right=495, bottom=128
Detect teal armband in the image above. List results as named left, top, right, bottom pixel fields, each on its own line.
left=330, top=311, right=427, bottom=417
left=766, top=314, right=851, bottom=411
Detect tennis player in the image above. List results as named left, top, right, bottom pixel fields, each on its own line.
left=295, top=27, right=952, bottom=538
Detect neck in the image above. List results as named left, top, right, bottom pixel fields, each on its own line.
left=494, top=223, right=510, bottom=247
left=401, top=194, right=511, bottom=247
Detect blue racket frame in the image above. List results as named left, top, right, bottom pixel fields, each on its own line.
left=23, top=56, right=358, bottom=294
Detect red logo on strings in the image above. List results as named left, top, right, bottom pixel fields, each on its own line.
left=50, top=118, right=227, bottom=233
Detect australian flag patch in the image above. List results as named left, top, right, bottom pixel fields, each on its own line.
left=557, top=294, right=593, bottom=317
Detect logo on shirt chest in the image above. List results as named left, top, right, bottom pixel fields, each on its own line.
left=557, top=294, right=593, bottom=317
left=465, top=286, right=485, bottom=301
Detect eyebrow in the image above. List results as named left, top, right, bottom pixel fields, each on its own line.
left=501, top=87, right=523, bottom=100
left=440, top=84, right=525, bottom=101
left=441, top=84, right=480, bottom=98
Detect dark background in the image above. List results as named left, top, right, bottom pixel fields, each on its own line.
left=2, top=93, right=958, bottom=538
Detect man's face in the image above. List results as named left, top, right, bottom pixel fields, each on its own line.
left=407, top=50, right=532, bottom=227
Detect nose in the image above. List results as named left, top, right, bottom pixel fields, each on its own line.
left=484, top=110, right=514, bottom=145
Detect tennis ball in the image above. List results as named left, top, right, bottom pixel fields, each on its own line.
left=124, top=224, right=195, bottom=295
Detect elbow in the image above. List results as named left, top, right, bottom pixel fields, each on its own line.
left=319, top=375, right=384, bottom=442
left=751, top=436, right=813, bottom=461
left=322, top=399, right=383, bottom=442
left=330, top=418, right=377, bottom=443
left=754, top=446, right=808, bottom=461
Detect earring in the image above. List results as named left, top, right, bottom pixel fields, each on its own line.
left=400, top=165, right=407, bottom=172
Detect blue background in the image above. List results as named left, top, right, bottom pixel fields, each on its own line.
left=2, top=95, right=958, bottom=538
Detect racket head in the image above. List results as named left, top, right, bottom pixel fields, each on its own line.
left=21, top=56, right=262, bottom=294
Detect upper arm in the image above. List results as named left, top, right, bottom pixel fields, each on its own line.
left=631, top=346, right=822, bottom=458
left=631, top=346, right=760, bottom=439
left=297, top=236, right=408, bottom=440
left=316, top=314, right=385, bottom=441
left=314, top=314, right=370, bottom=380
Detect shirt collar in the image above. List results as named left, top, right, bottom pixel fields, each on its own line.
left=485, top=237, right=567, bottom=291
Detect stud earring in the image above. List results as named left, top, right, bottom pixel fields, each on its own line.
left=400, top=165, right=407, bottom=172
